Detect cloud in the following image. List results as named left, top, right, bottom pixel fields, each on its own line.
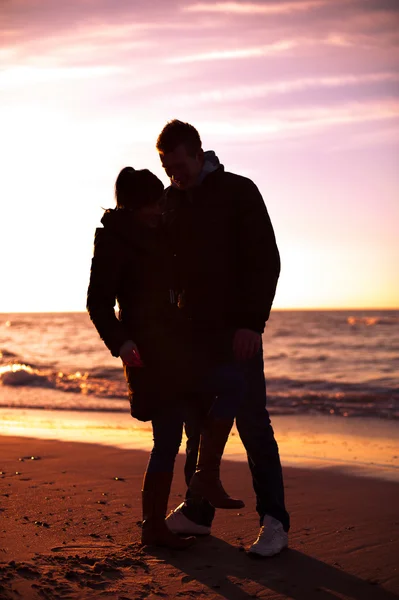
left=183, top=1, right=328, bottom=15
left=0, top=65, right=124, bottom=90
left=165, top=30, right=394, bottom=65
left=196, top=100, right=399, bottom=142
left=172, top=72, right=399, bottom=105
left=329, top=124, right=399, bottom=151
left=166, top=40, right=297, bottom=63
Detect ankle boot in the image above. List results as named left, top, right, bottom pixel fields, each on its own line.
left=189, top=418, right=245, bottom=509
left=141, top=471, right=196, bottom=549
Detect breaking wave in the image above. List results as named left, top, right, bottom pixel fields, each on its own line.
left=0, top=360, right=397, bottom=420
left=347, top=315, right=399, bottom=326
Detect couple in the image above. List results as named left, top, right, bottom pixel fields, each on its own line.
left=87, top=119, right=289, bottom=556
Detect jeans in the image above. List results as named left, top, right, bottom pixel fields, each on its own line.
left=182, top=347, right=290, bottom=532
left=146, top=406, right=184, bottom=474
left=146, top=363, right=247, bottom=474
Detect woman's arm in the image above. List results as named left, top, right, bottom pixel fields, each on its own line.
left=86, top=228, right=132, bottom=357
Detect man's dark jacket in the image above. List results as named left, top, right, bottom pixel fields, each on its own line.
left=162, top=164, right=280, bottom=337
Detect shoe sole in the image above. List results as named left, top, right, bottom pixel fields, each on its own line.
left=247, top=545, right=288, bottom=558
left=166, top=516, right=211, bottom=536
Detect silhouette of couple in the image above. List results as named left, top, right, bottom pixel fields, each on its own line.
left=87, top=119, right=289, bottom=555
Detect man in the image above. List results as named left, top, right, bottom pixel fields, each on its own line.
left=156, top=120, right=289, bottom=557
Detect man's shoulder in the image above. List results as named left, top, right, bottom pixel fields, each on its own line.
left=215, top=170, right=259, bottom=197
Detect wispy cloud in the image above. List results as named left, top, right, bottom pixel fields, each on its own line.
left=197, top=100, right=399, bottom=141
left=165, top=32, right=379, bottom=64
left=330, top=125, right=399, bottom=151
left=0, top=65, right=124, bottom=89
left=173, top=72, right=399, bottom=105
left=183, top=1, right=328, bottom=15
left=166, top=40, right=297, bottom=63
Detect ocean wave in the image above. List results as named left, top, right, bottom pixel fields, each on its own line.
left=0, top=362, right=127, bottom=398
left=0, top=364, right=55, bottom=388
left=267, top=375, right=398, bottom=393
left=267, top=392, right=398, bottom=419
left=0, top=360, right=398, bottom=419
left=0, top=348, right=18, bottom=361
left=265, top=352, right=288, bottom=360
left=1, top=319, right=35, bottom=328
left=1, top=362, right=397, bottom=398
left=347, top=315, right=399, bottom=326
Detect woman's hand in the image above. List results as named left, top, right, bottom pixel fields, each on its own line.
left=119, top=340, right=144, bottom=367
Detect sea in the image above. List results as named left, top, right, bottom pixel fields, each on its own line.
left=0, top=310, right=398, bottom=420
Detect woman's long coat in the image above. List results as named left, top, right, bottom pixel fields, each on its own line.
left=87, top=209, right=193, bottom=421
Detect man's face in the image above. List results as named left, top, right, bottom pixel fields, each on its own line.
left=159, top=143, right=204, bottom=190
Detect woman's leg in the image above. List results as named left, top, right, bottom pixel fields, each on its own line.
left=146, top=407, right=183, bottom=474
left=141, top=406, right=195, bottom=549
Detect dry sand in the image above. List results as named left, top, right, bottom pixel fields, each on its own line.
left=1, top=435, right=398, bottom=599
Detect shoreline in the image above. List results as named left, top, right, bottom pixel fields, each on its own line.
left=0, top=435, right=398, bottom=599
left=1, top=404, right=398, bottom=482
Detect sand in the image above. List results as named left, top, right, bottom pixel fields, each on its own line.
left=1, top=435, right=398, bottom=600
left=1, top=405, right=398, bottom=480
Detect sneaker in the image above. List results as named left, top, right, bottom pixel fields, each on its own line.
left=166, top=503, right=211, bottom=536
left=247, top=516, right=288, bottom=557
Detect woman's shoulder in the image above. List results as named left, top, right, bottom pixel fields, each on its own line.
left=92, top=210, right=128, bottom=256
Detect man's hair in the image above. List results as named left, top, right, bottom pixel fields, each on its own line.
left=156, top=119, right=202, bottom=156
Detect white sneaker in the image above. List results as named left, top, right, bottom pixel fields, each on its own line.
left=166, top=503, right=211, bottom=536
left=247, top=516, right=288, bottom=557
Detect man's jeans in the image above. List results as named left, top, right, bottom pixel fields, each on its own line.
left=146, top=364, right=246, bottom=474
left=182, top=348, right=290, bottom=532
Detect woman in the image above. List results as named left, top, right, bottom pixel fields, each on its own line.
left=87, top=167, right=244, bottom=550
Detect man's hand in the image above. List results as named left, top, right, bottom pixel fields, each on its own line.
left=233, top=329, right=261, bottom=362
left=119, top=340, right=144, bottom=367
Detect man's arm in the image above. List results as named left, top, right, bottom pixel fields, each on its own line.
left=234, top=177, right=281, bottom=334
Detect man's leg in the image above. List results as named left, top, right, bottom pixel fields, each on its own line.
left=182, top=414, right=216, bottom=526
left=236, top=348, right=289, bottom=531
left=187, top=365, right=246, bottom=509
left=168, top=365, right=247, bottom=529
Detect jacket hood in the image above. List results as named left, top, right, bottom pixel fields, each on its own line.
left=197, top=150, right=221, bottom=185
left=170, top=149, right=222, bottom=189
left=100, top=208, right=159, bottom=252
left=100, top=208, right=141, bottom=240
left=101, top=207, right=130, bottom=230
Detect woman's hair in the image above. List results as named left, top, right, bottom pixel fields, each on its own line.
left=115, top=167, right=164, bottom=210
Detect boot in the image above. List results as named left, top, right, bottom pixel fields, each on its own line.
left=189, top=418, right=245, bottom=509
left=141, top=471, right=196, bottom=549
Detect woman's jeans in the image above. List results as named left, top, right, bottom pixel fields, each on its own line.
left=182, top=347, right=290, bottom=532
left=146, top=363, right=246, bottom=474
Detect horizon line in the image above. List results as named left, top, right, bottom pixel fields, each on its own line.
left=0, top=307, right=398, bottom=315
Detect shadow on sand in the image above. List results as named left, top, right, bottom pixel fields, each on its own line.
left=146, top=535, right=398, bottom=600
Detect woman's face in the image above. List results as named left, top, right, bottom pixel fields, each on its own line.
left=135, top=200, right=162, bottom=227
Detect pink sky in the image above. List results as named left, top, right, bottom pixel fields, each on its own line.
left=1, top=0, right=398, bottom=311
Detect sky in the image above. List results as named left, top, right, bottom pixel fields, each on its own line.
left=1, top=0, right=398, bottom=311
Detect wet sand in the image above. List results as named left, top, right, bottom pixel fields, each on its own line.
left=1, top=403, right=399, bottom=481
left=1, top=435, right=398, bottom=599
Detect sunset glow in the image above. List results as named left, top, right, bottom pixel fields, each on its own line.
left=1, top=0, right=398, bottom=311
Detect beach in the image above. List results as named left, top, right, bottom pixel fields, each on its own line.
left=1, top=407, right=399, bottom=599
left=1, top=311, right=398, bottom=598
